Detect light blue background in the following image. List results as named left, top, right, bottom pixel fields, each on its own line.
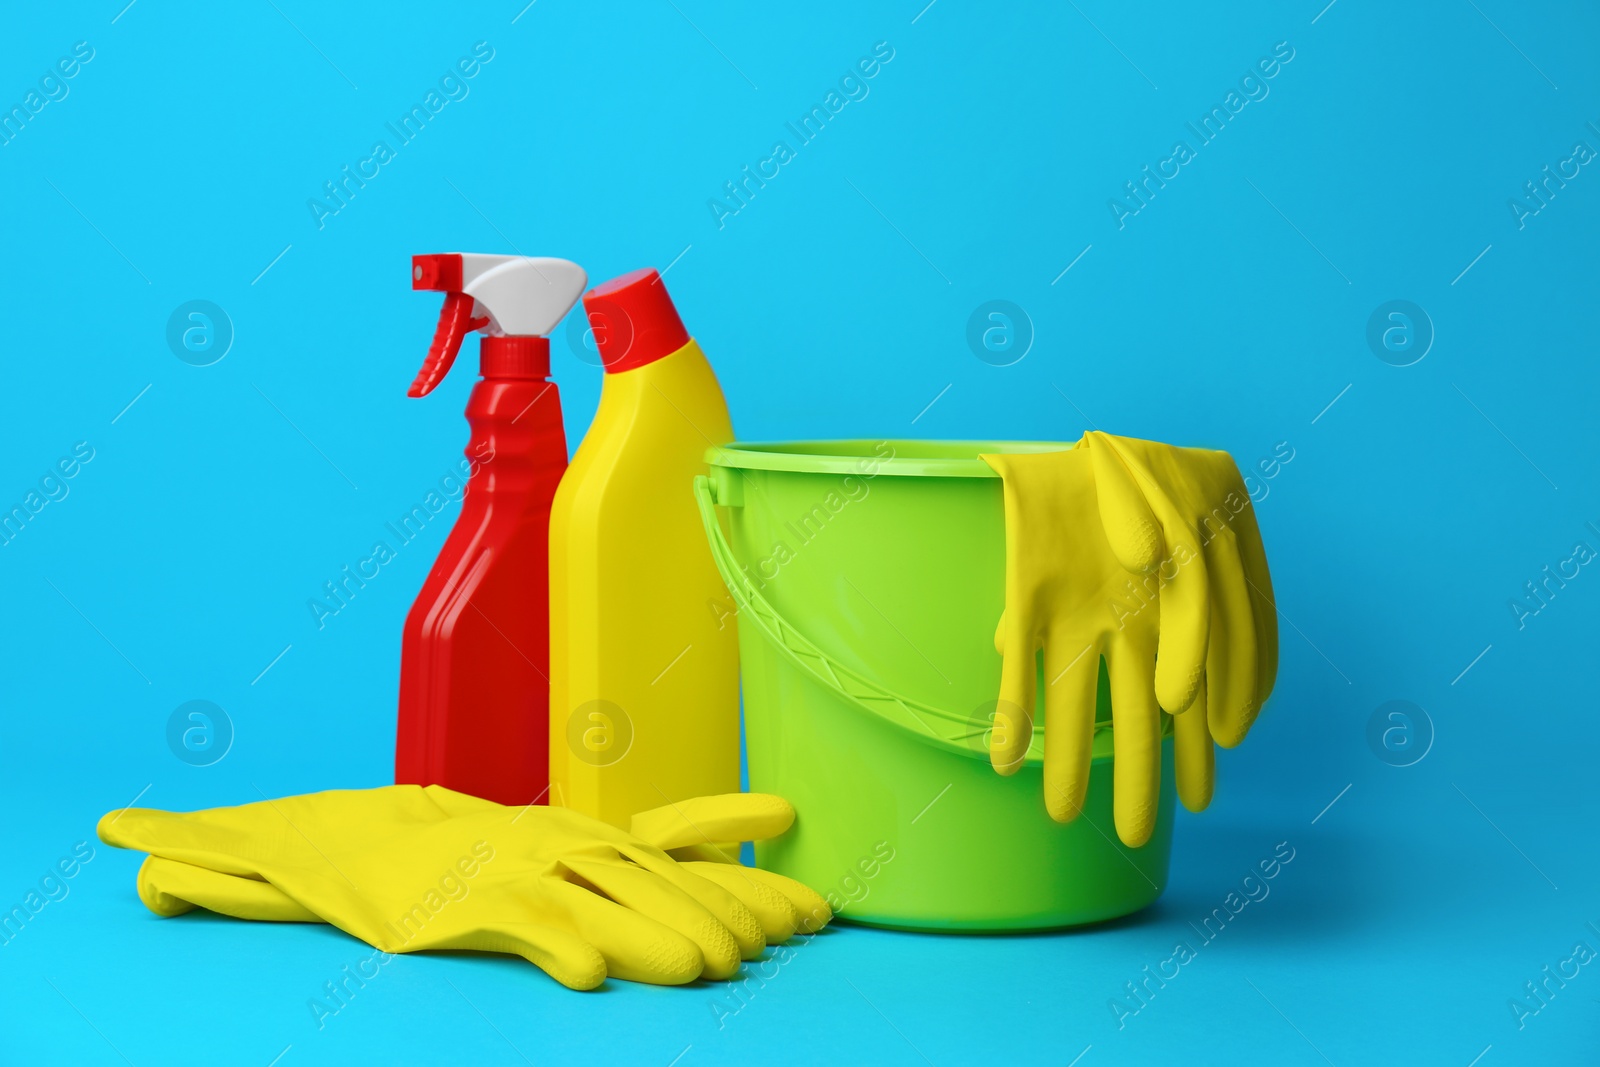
left=2, top=1, right=1598, bottom=1063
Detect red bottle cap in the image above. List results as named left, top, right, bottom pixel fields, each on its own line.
left=583, top=268, right=690, bottom=373
left=480, top=335, right=551, bottom=380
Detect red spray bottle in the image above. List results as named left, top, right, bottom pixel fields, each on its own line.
left=395, top=253, right=586, bottom=805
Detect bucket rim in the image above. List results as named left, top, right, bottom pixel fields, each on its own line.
left=706, top=439, right=1077, bottom=479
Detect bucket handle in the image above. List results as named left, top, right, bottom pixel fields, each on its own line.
left=696, top=473, right=1064, bottom=764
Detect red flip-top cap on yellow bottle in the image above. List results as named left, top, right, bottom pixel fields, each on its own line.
left=583, top=268, right=690, bottom=373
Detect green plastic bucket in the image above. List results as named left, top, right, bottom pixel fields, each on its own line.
left=696, top=440, right=1175, bottom=932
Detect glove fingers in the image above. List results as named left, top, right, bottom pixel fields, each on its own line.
left=675, top=861, right=800, bottom=942
left=1086, top=431, right=1163, bottom=574
left=422, top=914, right=608, bottom=991
left=537, top=875, right=702, bottom=986
left=1173, top=676, right=1215, bottom=812
left=99, top=807, right=211, bottom=856
left=137, top=856, right=320, bottom=922
left=100, top=809, right=273, bottom=879
left=1107, top=650, right=1161, bottom=848
left=1091, top=433, right=1209, bottom=714
left=683, top=862, right=833, bottom=935
left=136, top=856, right=196, bottom=917
left=1231, top=497, right=1280, bottom=706
left=629, top=794, right=793, bottom=853
left=1151, top=536, right=1209, bottom=714
left=1204, top=540, right=1261, bottom=749
left=613, top=844, right=767, bottom=960
left=100, top=786, right=451, bottom=861
left=561, top=857, right=743, bottom=980
left=1040, top=637, right=1100, bottom=823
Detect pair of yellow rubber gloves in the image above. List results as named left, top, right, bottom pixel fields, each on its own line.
left=98, top=786, right=828, bottom=990
left=981, top=432, right=1278, bottom=848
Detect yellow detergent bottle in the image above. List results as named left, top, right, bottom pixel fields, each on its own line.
left=548, top=268, right=739, bottom=825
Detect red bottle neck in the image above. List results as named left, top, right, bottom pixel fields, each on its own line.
left=461, top=376, right=567, bottom=498
left=480, top=335, right=550, bottom=380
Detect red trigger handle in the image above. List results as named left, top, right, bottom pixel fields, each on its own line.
left=408, top=291, right=489, bottom=398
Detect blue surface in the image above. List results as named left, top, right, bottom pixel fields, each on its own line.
left=2, top=1, right=1597, bottom=1063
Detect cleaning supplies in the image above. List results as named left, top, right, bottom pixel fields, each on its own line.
left=98, top=786, right=830, bottom=990
left=548, top=269, right=738, bottom=827
left=1075, top=431, right=1278, bottom=748
left=395, top=253, right=586, bottom=806
left=696, top=440, right=1176, bottom=931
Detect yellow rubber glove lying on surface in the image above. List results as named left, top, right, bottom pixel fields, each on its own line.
left=98, top=786, right=829, bottom=991
left=1077, top=432, right=1279, bottom=751
left=980, top=436, right=1277, bottom=846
